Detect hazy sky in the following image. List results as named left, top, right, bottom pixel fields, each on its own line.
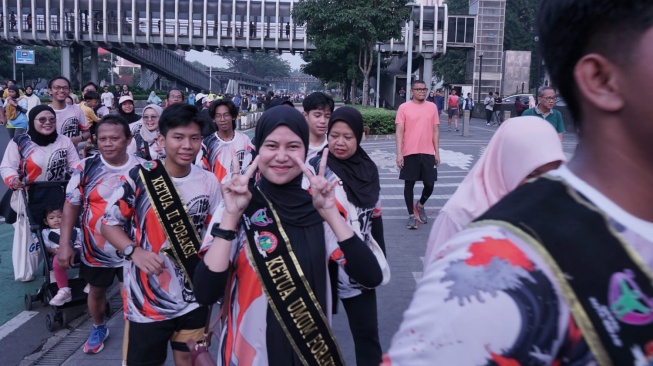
left=185, top=50, right=306, bottom=70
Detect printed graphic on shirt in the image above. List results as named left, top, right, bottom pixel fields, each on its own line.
left=103, top=164, right=220, bottom=322
left=46, top=149, right=69, bottom=181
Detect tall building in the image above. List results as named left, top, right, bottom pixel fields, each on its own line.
left=466, top=0, right=506, bottom=101
left=416, top=0, right=444, bottom=5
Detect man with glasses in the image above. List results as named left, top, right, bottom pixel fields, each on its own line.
left=48, top=76, right=90, bottom=147
left=523, top=86, right=566, bottom=140
left=395, top=80, right=440, bottom=230
left=198, top=99, right=254, bottom=184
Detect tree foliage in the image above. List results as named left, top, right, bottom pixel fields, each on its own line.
left=0, top=45, right=62, bottom=87
left=216, top=51, right=291, bottom=79
left=294, top=0, right=408, bottom=106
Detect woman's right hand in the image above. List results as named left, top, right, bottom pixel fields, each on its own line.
left=221, top=154, right=259, bottom=219
left=10, top=177, right=25, bottom=190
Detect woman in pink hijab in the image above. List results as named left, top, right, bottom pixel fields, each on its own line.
left=423, top=117, right=567, bottom=268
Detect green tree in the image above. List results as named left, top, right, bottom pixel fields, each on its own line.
left=0, top=45, right=62, bottom=88
left=294, top=0, right=408, bottom=107
left=217, top=51, right=291, bottom=79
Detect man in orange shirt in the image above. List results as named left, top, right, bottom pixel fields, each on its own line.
left=395, top=80, right=441, bottom=229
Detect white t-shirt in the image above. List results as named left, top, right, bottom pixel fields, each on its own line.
left=101, top=92, right=114, bottom=108
left=385, top=166, right=653, bottom=365
left=51, top=104, right=89, bottom=138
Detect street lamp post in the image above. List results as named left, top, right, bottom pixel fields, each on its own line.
left=405, top=3, right=417, bottom=102
left=477, top=53, right=484, bottom=105
left=376, top=41, right=383, bottom=108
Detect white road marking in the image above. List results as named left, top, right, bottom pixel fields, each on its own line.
left=0, top=311, right=38, bottom=341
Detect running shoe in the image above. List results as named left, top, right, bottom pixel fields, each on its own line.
left=486, top=122, right=490, bottom=126
left=49, top=287, right=72, bottom=306
left=407, top=216, right=418, bottom=229
left=455, top=128, right=460, bottom=132
left=414, top=203, right=428, bottom=224
left=84, top=323, right=109, bottom=354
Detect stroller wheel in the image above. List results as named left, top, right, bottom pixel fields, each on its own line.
left=24, top=294, right=33, bottom=311
left=45, top=312, right=56, bottom=332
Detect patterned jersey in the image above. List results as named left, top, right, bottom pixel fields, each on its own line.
left=0, top=134, right=81, bottom=186
left=199, top=203, right=340, bottom=365
left=198, top=131, right=254, bottom=184
left=384, top=166, right=653, bottom=366
left=306, top=139, right=327, bottom=163
left=66, top=154, right=145, bottom=267
left=103, top=163, right=221, bottom=323
left=129, top=121, right=143, bottom=136
left=52, top=104, right=89, bottom=138
left=307, top=157, right=384, bottom=299
left=127, top=132, right=165, bottom=160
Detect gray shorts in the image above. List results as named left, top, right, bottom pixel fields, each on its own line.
left=447, top=108, right=459, bottom=118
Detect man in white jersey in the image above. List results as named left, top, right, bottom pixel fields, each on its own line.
left=48, top=76, right=90, bottom=146
left=57, top=115, right=144, bottom=354
left=198, top=99, right=254, bottom=184
left=302, top=92, right=334, bottom=162
left=100, top=86, right=114, bottom=110
left=101, top=104, right=221, bottom=366
left=384, top=1, right=653, bottom=365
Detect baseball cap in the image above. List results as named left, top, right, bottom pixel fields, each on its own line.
left=119, top=95, right=133, bottom=105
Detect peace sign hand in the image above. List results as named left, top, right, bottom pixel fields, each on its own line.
left=294, top=148, right=336, bottom=216
left=221, top=152, right=259, bottom=220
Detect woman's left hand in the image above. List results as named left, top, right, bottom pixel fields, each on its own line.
left=294, top=148, right=336, bottom=215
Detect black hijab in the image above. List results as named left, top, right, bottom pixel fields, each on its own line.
left=27, top=105, right=58, bottom=146
left=119, top=101, right=141, bottom=124
left=253, top=106, right=321, bottom=227
left=253, top=106, right=327, bottom=365
left=325, top=106, right=380, bottom=208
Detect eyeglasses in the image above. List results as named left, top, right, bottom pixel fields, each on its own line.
left=412, top=88, right=428, bottom=92
left=36, top=117, right=57, bottom=125
left=540, top=96, right=555, bottom=101
left=214, top=113, right=233, bottom=120
left=142, top=115, right=159, bottom=120
left=51, top=85, right=70, bottom=91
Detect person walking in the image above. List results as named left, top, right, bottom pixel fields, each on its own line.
left=395, top=80, right=440, bottom=230
left=447, top=90, right=460, bottom=132
left=484, top=92, right=495, bottom=125
left=493, top=92, right=503, bottom=125
left=3, top=85, right=28, bottom=138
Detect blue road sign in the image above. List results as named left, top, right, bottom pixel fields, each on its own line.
left=15, top=50, right=35, bottom=65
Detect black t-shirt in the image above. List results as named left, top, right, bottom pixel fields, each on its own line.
left=493, top=97, right=502, bottom=111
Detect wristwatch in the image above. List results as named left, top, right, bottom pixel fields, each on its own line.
left=123, top=244, right=136, bottom=261
left=211, top=224, right=237, bottom=241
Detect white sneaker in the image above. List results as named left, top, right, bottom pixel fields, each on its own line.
left=84, top=283, right=90, bottom=294
left=50, top=287, right=72, bottom=306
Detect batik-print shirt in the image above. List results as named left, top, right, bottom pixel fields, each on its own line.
left=66, top=154, right=145, bottom=268
left=199, top=202, right=340, bottom=365
left=103, top=164, right=221, bottom=323
left=198, top=131, right=254, bottom=184
left=384, top=166, right=653, bottom=366
left=0, top=134, right=80, bottom=187
left=53, top=104, right=89, bottom=138
left=307, top=158, right=383, bottom=299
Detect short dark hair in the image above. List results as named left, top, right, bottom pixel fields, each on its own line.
left=43, top=204, right=63, bottom=221
left=411, top=80, right=426, bottom=88
left=488, top=92, right=493, bottom=96
left=208, top=99, right=238, bottom=130
left=83, top=90, right=100, bottom=100
left=158, top=103, right=206, bottom=136
left=302, top=92, right=334, bottom=113
left=48, top=76, right=71, bottom=89
left=96, top=114, right=132, bottom=139
left=538, top=0, right=653, bottom=124
left=167, top=88, right=185, bottom=101
left=82, top=82, right=98, bottom=92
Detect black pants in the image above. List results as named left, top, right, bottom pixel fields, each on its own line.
left=486, top=109, right=494, bottom=123
left=342, top=290, right=382, bottom=366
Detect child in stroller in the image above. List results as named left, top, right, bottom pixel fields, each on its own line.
left=42, top=204, right=83, bottom=306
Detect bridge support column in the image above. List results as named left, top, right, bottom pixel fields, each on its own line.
left=90, top=48, right=99, bottom=84
left=422, top=54, right=433, bottom=93
left=70, top=44, right=84, bottom=90
left=61, top=46, right=71, bottom=81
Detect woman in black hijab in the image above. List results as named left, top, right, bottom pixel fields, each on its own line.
left=309, top=106, right=387, bottom=366
left=117, top=95, right=141, bottom=124
left=194, top=106, right=382, bottom=366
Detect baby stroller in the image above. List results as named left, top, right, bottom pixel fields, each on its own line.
left=21, top=181, right=93, bottom=331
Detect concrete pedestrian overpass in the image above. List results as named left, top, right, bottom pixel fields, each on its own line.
left=1, top=0, right=475, bottom=97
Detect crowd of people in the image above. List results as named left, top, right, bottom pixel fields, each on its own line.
left=0, top=1, right=650, bottom=364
